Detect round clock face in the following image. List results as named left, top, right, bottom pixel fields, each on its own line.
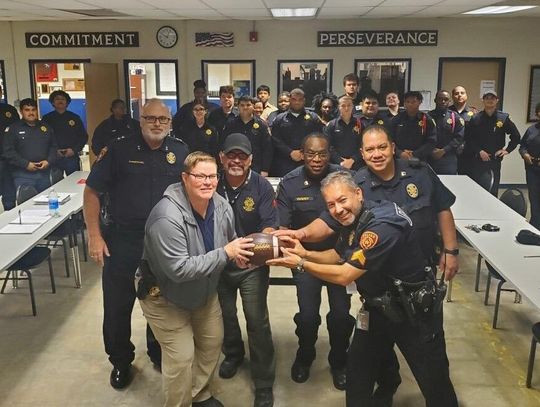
left=157, top=26, right=178, bottom=48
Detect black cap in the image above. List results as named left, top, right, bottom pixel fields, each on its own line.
left=222, top=133, right=252, bottom=155
left=193, top=79, right=207, bottom=90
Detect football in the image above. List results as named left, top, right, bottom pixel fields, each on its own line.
left=246, top=233, right=293, bottom=267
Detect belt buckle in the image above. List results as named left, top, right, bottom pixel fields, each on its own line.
left=149, top=286, right=161, bottom=297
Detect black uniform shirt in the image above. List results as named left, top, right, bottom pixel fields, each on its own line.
left=86, top=134, right=189, bottom=228
left=208, top=107, right=238, bottom=136
left=222, top=116, right=272, bottom=173
left=178, top=119, right=219, bottom=159
left=0, top=103, right=19, bottom=157
left=42, top=110, right=87, bottom=152
left=449, top=104, right=476, bottom=124
left=217, top=170, right=278, bottom=236
left=91, top=115, right=140, bottom=155
left=324, top=116, right=363, bottom=169
left=335, top=200, right=425, bottom=297
left=277, top=164, right=342, bottom=251
left=391, top=111, right=437, bottom=161
left=172, top=100, right=219, bottom=135
left=520, top=122, right=540, bottom=163
left=3, top=120, right=58, bottom=169
left=465, top=110, right=521, bottom=156
left=429, top=108, right=465, bottom=152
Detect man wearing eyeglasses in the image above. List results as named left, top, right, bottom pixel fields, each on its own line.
left=216, top=133, right=278, bottom=407
left=83, top=99, right=189, bottom=390
left=275, top=133, right=354, bottom=391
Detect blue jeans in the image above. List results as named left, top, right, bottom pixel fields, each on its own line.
left=12, top=169, right=52, bottom=195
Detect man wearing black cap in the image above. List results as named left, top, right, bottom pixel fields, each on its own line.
left=465, top=91, right=521, bottom=195
left=42, top=90, right=88, bottom=177
left=217, top=133, right=278, bottom=407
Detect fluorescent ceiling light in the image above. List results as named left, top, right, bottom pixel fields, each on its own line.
left=270, top=8, right=318, bottom=17
left=464, top=5, right=537, bottom=14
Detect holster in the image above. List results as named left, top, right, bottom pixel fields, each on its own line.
left=136, top=259, right=160, bottom=300
left=365, top=292, right=405, bottom=324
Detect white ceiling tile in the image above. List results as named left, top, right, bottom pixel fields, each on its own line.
left=79, top=0, right=155, bottom=9
left=220, top=8, right=272, bottom=17
left=169, top=8, right=225, bottom=18
left=318, top=6, right=373, bottom=16
left=17, top=0, right=93, bottom=9
left=323, top=0, right=380, bottom=5
left=203, top=0, right=266, bottom=8
left=413, top=5, right=477, bottom=16
left=380, top=0, right=440, bottom=5
left=264, top=0, right=324, bottom=7
left=145, top=0, right=210, bottom=9
left=0, top=1, right=45, bottom=9
left=437, top=0, right=499, bottom=5
left=365, top=6, right=426, bottom=16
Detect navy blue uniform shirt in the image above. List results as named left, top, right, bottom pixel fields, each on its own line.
left=177, top=119, right=219, bottom=159
left=86, top=133, right=189, bottom=228
left=429, top=108, right=465, bottom=152
left=193, top=198, right=215, bottom=253
left=324, top=116, right=363, bottom=170
left=520, top=122, right=540, bottom=166
left=3, top=120, right=57, bottom=169
left=391, top=111, right=437, bottom=161
left=91, top=115, right=140, bottom=156
left=217, top=169, right=278, bottom=236
left=277, top=164, right=343, bottom=251
left=208, top=107, right=238, bottom=136
left=222, top=116, right=273, bottom=173
left=0, top=103, right=19, bottom=157
left=465, top=110, right=521, bottom=157
left=335, top=200, right=426, bottom=297
left=42, top=110, right=88, bottom=152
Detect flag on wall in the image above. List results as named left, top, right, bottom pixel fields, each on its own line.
left=195, top=32, right=234, bottom=47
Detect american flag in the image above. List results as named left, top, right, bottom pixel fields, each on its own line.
left=195, top=32, right=234, bottom=47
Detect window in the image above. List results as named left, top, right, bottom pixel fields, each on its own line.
left=202, top=60, right=255, bottom=102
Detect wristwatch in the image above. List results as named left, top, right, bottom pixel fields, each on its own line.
left=295, top=258, right=305, bottom=273
left=443, top=248, right=459, bottom=256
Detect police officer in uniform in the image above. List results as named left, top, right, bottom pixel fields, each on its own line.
left=208, top=85, right=238, bottom=137
left=339, top=73, right=362, bottom=112
left=216, top=133, right=277, bottom=407
left=520, top=102, right=540, bottom=229
left=465, top=91, right=521, bottom=195
left=270, top=88, right=322, bottom=177
left=391, top=91, right=437, bottom=162
left=42, top=90, right=88, bottom=176
left=0, top=85, right=19, bottom=210
left=269, top=171, right=458, bottom=407
left=222, top=95, right=272, bottom=176
left=3, top=98, right=57, bottom=193
left=176, top=101, right=219, bottom=158
left=91, top=99, right=140, bottom=156
left=384, top=91, right=401, bottom=118
left=276, top=133, right=354, bottom=390
left=83, top=99, right=189, bottom=389
left=449, top=86, right=477, bottom=176
left=172, top=79, right=219, bottom=133
left=429, top=90, right=465, bottom=175
left=267, top=91, right=290, bottom=128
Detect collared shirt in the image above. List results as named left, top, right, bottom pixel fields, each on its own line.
left=261, top=102, right=278, bottom=121
left=324, top=116, right=363, bottom=169
left=222, top=116, right=272, bottom=173
left=193, top=198, right=215, bottom=252
left=217, top=169, right=278, bottom=236
left=3, top=119, right=58, bottom=169
left=391, top=111, right=437, bottom=161
left=0, top=102, right=19, bottom=157
left=429, top=108, right=465, bottom=153
left=177, top=119, right=218, bottom=159
left=465, top=110, right=521, bottom=156
left=520, top=122, right=540, bottom=160
left=86, top=133, right=189, bottom=228
left=208, top=107, right=238, bottom=135
left=277, top=164, right=342, bottom=251
left=449, top=104, right=476, bottom=124
left=42, top=110, right=88, bottom=152
left=91, top=114, right=140, bottom=156
left=172, top=100, right=219, bottom=134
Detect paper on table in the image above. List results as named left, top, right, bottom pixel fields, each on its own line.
left=9, top=209, right=51, bottom=224
left=33, top=193, right=73, bottom=204
left=0, top=223, right=44, bottom=234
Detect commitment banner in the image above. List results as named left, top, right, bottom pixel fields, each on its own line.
left=317, top=30, right=438, bottom=47
left=25, top=32, right=139, bottom=48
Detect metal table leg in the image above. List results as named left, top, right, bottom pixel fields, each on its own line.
left=474, top=254, right=482, bottom=292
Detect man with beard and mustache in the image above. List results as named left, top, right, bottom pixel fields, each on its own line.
left=216, top=133, right=278, bottom=407
left=449, top=86, right=477, bottom=175
left=83, top=99, right=189, bottom=389
left=276, top=134, right=354, bottom=391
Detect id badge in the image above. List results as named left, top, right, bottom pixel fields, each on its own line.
left=346, top=281, right=357, bottom=295
left=356, top=305, right=369, bottom=331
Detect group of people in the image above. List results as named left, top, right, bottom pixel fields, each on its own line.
left=0, top=70, right=538, bottom=407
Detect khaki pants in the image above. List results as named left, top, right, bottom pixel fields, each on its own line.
left=140, top=294, right=223, bottom=407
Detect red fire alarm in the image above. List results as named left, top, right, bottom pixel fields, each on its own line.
left=249, top=31, right=258, bottom=42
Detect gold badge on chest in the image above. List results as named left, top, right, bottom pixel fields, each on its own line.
left=166, top=152, right=176, bottom=164
left=243, top=196, right=255, bottom=212
left=406, top=183, right=419, bottom=198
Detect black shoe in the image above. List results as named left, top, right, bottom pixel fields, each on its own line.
left=219, top=357, right=243, bottom=379
left=150, top=357, right=161, bottom=373
left=192, top=396, right=224, bottom=406
left=331, top=368, right=346, bottom=391
left=291, top=360, right=310, bottom=383
left=254, top=387, right=273, bottom=407
left=110, top=365, right=132, bottom=389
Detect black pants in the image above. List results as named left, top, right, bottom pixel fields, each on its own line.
left=0, top=161, right=16, bottom=210
left=526, top=165, right=540, bottom=229
left=292, top=270, right=355, bottom=369
left=429, top=153, right=457, bottom=175
left=471, top=159, right=501, bottom=196
left=102, top=226, right=161, bottom=368
left=346, top=307, right=457, bottom=407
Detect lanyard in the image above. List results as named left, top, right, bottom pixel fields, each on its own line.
left=221, top=170, right=252, bottom=207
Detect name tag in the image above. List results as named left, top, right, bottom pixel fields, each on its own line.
left=294, top=196, right=313, bottom=202
left=128, top=160, right=145, bottom=165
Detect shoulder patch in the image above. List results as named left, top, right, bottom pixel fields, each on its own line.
left=351, top=249, right=366, bottom=266
left=359, top=231, right=379, bottom=250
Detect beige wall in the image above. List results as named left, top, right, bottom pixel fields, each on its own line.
left=1, top=17, right=539, bottom=183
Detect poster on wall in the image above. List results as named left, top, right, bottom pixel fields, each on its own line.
left=35, top=63, right=58, bottom=82
left=277, top=60, right=333, bottom=107
left=354, top=59, right=411, bottom=107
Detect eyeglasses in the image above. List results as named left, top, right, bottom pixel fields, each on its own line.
left=193, top=107, right=207, bottom=112
left=141, top=115, right=171, bottom=124
left=186, top=172, right=219, bottom=182
left=225, top=151, right=250, bottom=161
left=304, top=151, right=329, bottom=160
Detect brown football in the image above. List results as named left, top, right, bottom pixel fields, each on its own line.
left=246, top=233, right=293, bottom=267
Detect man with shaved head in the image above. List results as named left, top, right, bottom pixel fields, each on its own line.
left=83, top=98, right=189, bottom=389
left=449, top=86, right=477, bottom=175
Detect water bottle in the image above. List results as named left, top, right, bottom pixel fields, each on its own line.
left=48, top=188, right=60, bottom=217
